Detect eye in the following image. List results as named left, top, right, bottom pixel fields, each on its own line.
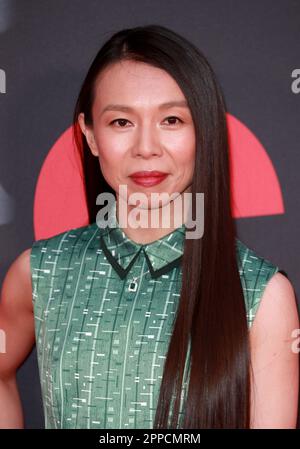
left=163, top=116, right=183, bottom=125
left=109, top=118, right=131, bottom=127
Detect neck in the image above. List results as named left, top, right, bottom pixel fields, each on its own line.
left=115, top=195, right=189, bottom=245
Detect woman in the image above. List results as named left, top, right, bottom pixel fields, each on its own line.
left=0, top=25, right=299, bottom=429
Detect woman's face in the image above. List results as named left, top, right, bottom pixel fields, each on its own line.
left=78, top=59, right=196, bottom=210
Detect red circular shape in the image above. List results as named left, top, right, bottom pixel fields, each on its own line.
left=33, top=115, right=284, bottom=239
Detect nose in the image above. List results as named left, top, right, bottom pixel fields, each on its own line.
left=131, top=121, right=163, bottom=159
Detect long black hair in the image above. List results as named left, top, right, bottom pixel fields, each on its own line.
left=73, top=24, right=250, bottom=428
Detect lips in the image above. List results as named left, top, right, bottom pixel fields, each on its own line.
left=129, top=170, right=168, bottom=187
left=130, top=170, right=167, bottom=178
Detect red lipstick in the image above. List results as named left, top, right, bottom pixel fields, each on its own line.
left=129, top=171, right=168, bottom=187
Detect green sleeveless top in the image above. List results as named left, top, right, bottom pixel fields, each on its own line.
left=30, top=205, right=279, bottom=429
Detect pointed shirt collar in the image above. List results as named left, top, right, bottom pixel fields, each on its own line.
left=98, top=201, right=186, bottom=280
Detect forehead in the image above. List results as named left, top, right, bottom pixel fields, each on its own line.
left=93, top=59, right=186, bottom=106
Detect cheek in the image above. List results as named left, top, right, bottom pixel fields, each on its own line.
left=165, top=129, right=195, bottom=170
left=94, top=129, right=128, bottom=164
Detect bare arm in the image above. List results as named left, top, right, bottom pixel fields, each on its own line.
left=0, top=248, right=35, bottom=428
left=249, top=272, right=300, bottom=428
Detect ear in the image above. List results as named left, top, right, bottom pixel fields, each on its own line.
left=78, top=112, right=99, bottom=157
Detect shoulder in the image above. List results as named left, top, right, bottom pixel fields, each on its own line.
left=29, top=223, right=101, bottom=297
left=30, top=222, right=99, bottom=260
left=235, top=238, right=278, bottom=276
left=31, top=222, right=98, bottom=248
left=1, top=248, right=33, bottom=314
left=250, top=271, right=299, bottom=341
left=249, top=271, right=299, bottom=428
left=235, top=238, right=280, bottom=328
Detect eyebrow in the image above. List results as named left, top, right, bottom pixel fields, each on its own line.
left=101, top=100, right=188, bottom=114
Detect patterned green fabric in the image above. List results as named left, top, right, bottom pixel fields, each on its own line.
left=30, top=203, right=279, bottom=429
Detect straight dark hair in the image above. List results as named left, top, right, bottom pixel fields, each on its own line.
left=73, top=24, right=251, bottom=428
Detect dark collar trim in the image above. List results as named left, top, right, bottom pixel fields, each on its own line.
left=100, top=235, right=142, bottom=280
left=142, top=248, right=183, bottom=278
left=100, top=235, right=183, bottom=280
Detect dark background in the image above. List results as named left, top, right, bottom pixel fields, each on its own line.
left=0, top=0, right=299, bottom=428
